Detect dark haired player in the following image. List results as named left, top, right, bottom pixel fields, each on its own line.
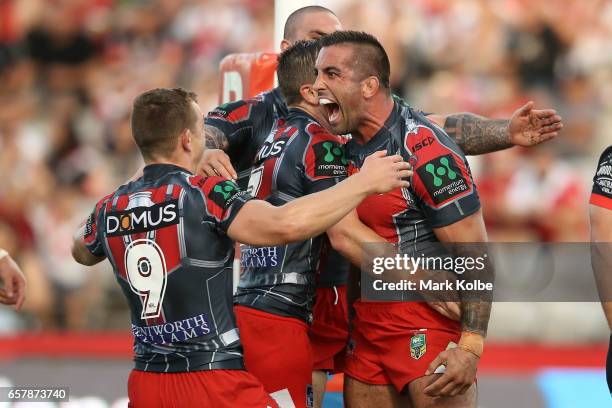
left=70, top=87, right=411, bottom=407
left=589, top=145, right=612, bottom=395
left=314, top=31, right=495, bottom=408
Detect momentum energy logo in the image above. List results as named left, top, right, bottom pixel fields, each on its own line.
left=417, top=154, right=468, bottom=205
left=313, top=141, right=348, bottom=177
left=209, top=180, right=245, bottom=209
left=106, top=200, right=179, bottom=236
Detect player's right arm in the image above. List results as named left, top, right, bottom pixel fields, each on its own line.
left=228, top=151, right=411, bottom=246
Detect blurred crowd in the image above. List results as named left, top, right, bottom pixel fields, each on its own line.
left=0, top=0, right=610, bottom=331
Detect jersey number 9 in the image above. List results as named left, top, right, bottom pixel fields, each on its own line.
left=125, top=239, right=168, bottom=319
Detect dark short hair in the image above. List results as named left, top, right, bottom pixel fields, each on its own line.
left=318, top=30, right=390, bottom=90
left=283, top=6, right=336, bottom=42
left=277, top=39, right=321, bottom=106
left=131, top=88, right=198, bottom=159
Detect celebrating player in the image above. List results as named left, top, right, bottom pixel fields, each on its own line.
left=70, top=87, right=411, bottom=408
left=589, top=145, right=612, bottom=394
left=314, top=31, right=494, bottom=408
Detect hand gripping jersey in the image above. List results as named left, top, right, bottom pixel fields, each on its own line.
left=590, top=145, right=612, bottom=210
left=84, top=164, right=253, bottom=373
left=346, top=99, right=480, bottom=253
left=234, top=109, right=348, bottom=323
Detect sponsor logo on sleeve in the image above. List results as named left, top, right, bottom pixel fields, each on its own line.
left=313, top=141, right=348, bottom=177
left=106, top=200, right=179, bottom=237
left=595, top=157, right=612, bottom=195
left=84, top=212, right=95, bottom=238
left=209, top=180, right=247, bottom=209
left=416, top=155, right=469, bottom=205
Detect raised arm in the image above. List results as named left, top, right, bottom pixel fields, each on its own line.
left=428, top=101, right=563, bottom=155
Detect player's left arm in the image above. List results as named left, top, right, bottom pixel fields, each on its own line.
left=72, top=200, right=108, bottom=266
left=591, top=204, right=612, bottom=330
left=422, top=209, right=492, bottom=398
left=589, top=146, right=612, bottom=330
left=428, top=101, right=563, bottom=155
left=406, top=123, right=491, bottom=396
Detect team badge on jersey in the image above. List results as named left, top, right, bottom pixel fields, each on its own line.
left=208, top=179, right=244, bottom=209
left=416, top=154, right=469, bottom=205
left=410, top=333, right=427, bottom=360
left=313, top=141, right=348, bottom=177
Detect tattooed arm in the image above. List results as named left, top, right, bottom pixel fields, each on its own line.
left=205, top=124, right=229, bottom=150
left=439, top=114, right=511, bottom=155
left=428, top=101, right=563, bottom=155
left=423, top=209, right=493, bottom=397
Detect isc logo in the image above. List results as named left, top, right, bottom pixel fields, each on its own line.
left=413, top=136, right=434, bottom=152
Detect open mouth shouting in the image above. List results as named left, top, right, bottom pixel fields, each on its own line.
left=319, top=97, right=341, bottom=126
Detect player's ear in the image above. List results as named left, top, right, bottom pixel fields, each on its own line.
left=280, top=39, right=291, bottom=51
left=362, top=76, right=379, bottom=99
left=180, top=129, right=192, bottom=153
left=300, top=84, right=318, bottom=105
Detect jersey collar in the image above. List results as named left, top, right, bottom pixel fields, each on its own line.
left=143, top=163, right=191, bottom=180
left=347, top=99, right=406, bottom=154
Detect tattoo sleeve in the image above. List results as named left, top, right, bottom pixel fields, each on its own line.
left=205, top=124, right=229, bottom=150
left=443, top=113, right=512, bottom=155
left=458, top=243, right=494, bottom=336
left=460, top=301, right=492, bottom=336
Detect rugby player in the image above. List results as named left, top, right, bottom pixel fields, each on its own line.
left=589, top=145, right=612, bottom=394
left=70, top=87, right=411, bottom=408
left=203, top=7, right=562, bottom=406
left=0, top=248, right=26, bottom=310
left=313, top=31, right=495, bottom=408
left=231, top=39, right=418, bottom=408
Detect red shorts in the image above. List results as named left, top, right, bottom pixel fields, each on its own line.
left=309, top=285, right=349, bottom=373
left=344, top=300, right=460, bottom=393
left=128, top=368, right=278, bottom=408
left=235, top=305, right=313, bottom=408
